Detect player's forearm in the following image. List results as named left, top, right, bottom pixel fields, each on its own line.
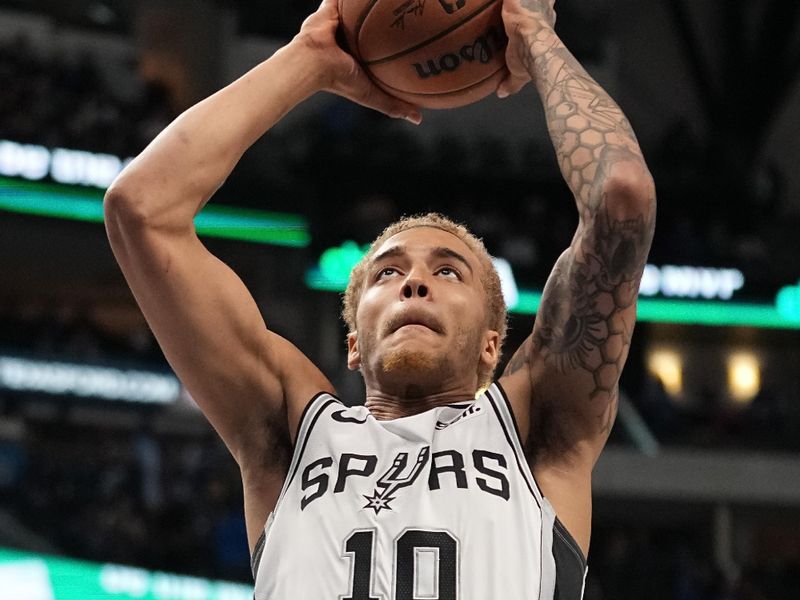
left=517, top=23, right=652, bottom=217
left=105, top=42, right=323, bottom=230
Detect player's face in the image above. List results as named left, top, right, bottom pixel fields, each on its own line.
left=348, top=227, right=499, bottom=395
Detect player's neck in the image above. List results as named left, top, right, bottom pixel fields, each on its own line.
left=364, top=386, right=476, bottom=420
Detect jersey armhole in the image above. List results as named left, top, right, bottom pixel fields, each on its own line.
left=250, top=527, right=267, bottom=579
left=491, top=381, right=589, bottom=569
left=553, top=517, right=588, bottom=600
left=554, top=517, right=587, bottom=569
left=251, top=392, right=341, bottom=581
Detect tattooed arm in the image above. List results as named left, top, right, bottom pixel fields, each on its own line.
left=497, top=0, right=656, bottom=554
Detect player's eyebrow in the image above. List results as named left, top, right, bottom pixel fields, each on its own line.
left=370, top=244, right=474, bottom=275
left=370, top=245, right=408, bottom=267
left=430, top=246, right=473, bottom=274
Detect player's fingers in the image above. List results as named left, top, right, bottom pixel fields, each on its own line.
left=496, top=71, right=529, bottom=98
left=301, top=0, right=338, bottom=31
left=356, top=84, right=423, bottom=124
left=316, top=0, right=337, bottom=15
left=341, top=68, right=422, bottom=123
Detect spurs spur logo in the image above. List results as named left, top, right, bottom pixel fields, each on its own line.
left=391, top=0, right=426, bottom=30
left=362, top=447, right=430, bottom=514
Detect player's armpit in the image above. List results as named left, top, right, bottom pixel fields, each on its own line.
left=104, top=196, right=334, bottom=465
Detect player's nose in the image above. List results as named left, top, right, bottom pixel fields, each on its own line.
left=401, top=273, right=429, bottom=299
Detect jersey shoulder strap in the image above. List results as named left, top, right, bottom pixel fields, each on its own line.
left=483, top=382, right=546, bottom=507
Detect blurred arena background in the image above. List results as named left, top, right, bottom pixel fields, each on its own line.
left=0, top=0, right=799, bottom=598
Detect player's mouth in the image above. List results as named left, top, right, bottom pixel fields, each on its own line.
left=395, top=323, right=436, bottom=333
left=386, top=311, right=443, bottom=335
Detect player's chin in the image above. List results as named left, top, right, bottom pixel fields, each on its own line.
left=380, top=347, right=442, bottom=376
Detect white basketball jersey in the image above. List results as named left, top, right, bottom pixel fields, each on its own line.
left=252, top=383, right=587, bottom=599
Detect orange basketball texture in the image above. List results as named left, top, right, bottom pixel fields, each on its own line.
left=339, top=0, right=508, bottom=109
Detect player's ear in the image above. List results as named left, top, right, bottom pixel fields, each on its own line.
left=347, top=332, right=360, bottom=370
left=480, top=329, right=500, bottom=373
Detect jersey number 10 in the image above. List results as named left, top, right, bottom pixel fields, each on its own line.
left=343, top=529, right=458, bottom=599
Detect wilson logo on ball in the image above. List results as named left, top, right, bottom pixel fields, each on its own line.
left=411, top=24, right=506, bottom=79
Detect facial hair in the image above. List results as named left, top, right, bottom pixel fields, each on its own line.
left=381, top=348, right=445, bottom=377
left=378, top=321, right=482, bottom=389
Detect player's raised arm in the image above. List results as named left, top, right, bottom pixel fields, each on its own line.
left=104, top=0, right=421, bottom=463
left=497, top=0, right=656, bottom=552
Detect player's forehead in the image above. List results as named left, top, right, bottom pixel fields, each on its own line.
left=371, top=227, right=479, bottom=268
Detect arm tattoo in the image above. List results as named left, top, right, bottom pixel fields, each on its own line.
left=511, top=20, right=656, bottom=440
left=516, top=25, right=644, bottom=213
left=534, top=205, right=655, bottom=437
left=502, top=336, right=532, bottom=378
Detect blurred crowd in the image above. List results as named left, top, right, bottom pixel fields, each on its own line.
left=0, top=34, right=173, bottom=156
left=628, top=372, right=800, bottom=453
left=289, top=99, right=800, bottom=298
left=1, top=32, right=798, bottom=296
left=0, top=419, right=251, bottom=581
left=588, top=522, right=800, bottom=600
left=0, top=303, right=162, bottom=366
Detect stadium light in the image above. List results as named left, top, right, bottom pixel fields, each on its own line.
left=0, top=355, right=180, bottom=404
left=647, top=349, right=683, bottom=397
left=727, top=353, right=761, bottom=404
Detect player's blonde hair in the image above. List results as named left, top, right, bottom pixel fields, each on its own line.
left=342, top=213, right=507, bottom=390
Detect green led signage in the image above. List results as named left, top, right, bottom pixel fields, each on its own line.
left=0, top=177, right=310, bottom=248
left=305, top=240, right=370, bottom=291
left=0, top=547, right=252, bottom=600
left=776, top=281, right=800, bottom=322
left=306, top=243, right=800, bottom=330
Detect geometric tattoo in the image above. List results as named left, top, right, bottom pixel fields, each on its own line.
left=502, top=10, right=656, bottom=449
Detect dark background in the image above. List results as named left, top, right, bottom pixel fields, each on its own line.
left=0, top=1, right=799, bottom=598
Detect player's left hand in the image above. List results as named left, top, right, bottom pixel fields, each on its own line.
left=496, top=0, right=557, bottom=98
left=294, top=0, right=422, bottom=123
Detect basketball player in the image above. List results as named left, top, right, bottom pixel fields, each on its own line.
left=104, top=0, right=655, bottom=597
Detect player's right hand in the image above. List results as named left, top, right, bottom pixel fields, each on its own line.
left=293, top=0, right=422, bottom=124
left=503, top=0, right=556, bottom=31
left=497, top=0, right=557, bottom=98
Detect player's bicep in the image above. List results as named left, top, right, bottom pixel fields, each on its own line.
left=106, top=214, right=330, bottom=457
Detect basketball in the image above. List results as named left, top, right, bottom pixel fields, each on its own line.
left=338, top=0, right=508, bottom=109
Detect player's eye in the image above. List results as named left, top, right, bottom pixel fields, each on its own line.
left=436, top=267, right=460, bottom=279
left=377, top=267, right=399, bottom=279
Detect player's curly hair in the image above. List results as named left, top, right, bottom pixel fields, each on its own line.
left=342, top=213, right=508, bottom=390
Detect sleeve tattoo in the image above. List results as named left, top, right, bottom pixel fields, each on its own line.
left=532, top=209, right=653, bottom=437
left=504, top=19, right=656, bottom=443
